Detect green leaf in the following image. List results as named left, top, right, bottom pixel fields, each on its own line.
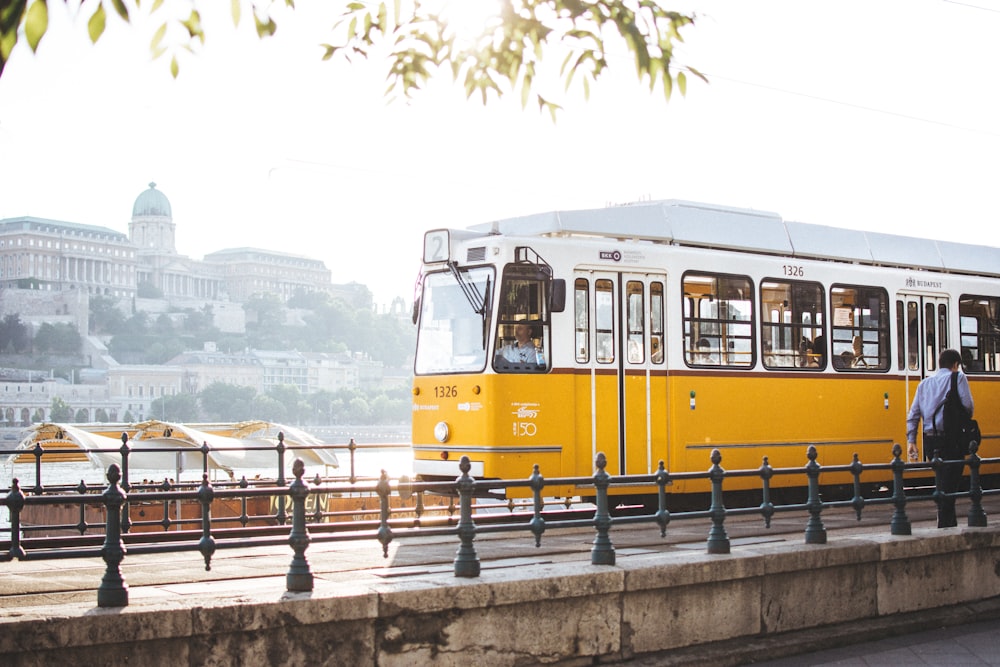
left=1, top=31, right=18, bottom=68
left=170, top=54, right=179, bottom=78
left=25, top=0, right=48, bottom=52
left=109, top=0, right=129, bottom=22
left=254, top=14, right=276, bottom=38
left=150, top=21, right=167, bottom=58
left=87, top=4, right=107, bottom=43
left=230, top=0, right=241, bottom=26
left=182, top=9, right=204, bottom=42
left=677, top=70, right=687, bottom=96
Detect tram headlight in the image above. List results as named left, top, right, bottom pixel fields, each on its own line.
left=434, top=421, right=450, bottom=443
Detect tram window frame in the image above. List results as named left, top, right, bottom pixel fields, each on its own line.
left=575, top=278, right=590, bottom=363
left=492, top=265, right=552, bottom=374
left=682, top=271, right=755, bottom=369
left=626, top=281, right=645, bottom=363
left=905, top=300, right=919, bottom=371
left=760, top=278, right=826, bottom=370
left=895, top=300, right=906, bottom=371
left=650, top=281, right=665, bottom=365
left=959, top=294, right=1000, bottom=374
left=595, top=279, right=615, bottom=364
left=829, top=284, right=890, bottom=372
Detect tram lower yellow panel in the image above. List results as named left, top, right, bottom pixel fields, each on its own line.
left=412, top=372, right=1000, bottom=500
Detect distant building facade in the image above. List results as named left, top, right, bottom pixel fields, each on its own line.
left=0, top=182, right=333, bottom=306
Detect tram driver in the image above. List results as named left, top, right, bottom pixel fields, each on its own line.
left=499, top=322, right=545, bottom=367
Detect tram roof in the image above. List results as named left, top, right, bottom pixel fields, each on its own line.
left=474, top=200, right=1000, bottom=278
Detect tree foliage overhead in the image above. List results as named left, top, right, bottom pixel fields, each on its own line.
left=1, top=1, right=702, bottom=117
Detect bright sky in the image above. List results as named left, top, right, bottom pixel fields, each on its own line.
left=1, top=1, right=998, bottom=307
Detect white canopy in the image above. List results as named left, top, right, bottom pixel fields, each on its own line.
left=9, top=420, right=340, bottom=476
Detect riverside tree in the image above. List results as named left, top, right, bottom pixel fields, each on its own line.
left=0, top=1, right=702, bottom=117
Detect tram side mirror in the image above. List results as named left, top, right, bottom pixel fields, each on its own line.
left=549, top=279, right=566, bottom=313
left=411, top=297, right=420, bottom=325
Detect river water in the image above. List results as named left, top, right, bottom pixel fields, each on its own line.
left=0, top=425, right=415, bottom=531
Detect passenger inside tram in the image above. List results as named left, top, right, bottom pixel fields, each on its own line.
left=695, top=338, right=718, bottom=364
left=833, top=350, right=855, bottom=369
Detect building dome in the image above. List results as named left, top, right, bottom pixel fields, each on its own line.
left=132, top=182, right=172, bottom=218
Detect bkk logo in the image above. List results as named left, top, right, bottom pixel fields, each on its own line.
left=599, top=250, right=622, bottom=261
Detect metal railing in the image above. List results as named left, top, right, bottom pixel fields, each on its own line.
left=2, top=439, right=997, bottom=608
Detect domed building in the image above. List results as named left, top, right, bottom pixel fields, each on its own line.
left=129, top=182, right=176, bottom=253
left=127, top=182, right=226, bottom=300
left=0, top=181, right=332, bottom=304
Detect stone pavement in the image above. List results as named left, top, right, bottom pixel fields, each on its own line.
left=620, top=598, right=1000, bottom=666
left=750, top=615, right=1000, bottom=666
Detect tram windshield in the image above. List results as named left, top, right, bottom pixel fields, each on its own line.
left=414, top=267, right=494, bottom=375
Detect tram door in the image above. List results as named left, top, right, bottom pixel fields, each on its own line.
left=897, top=293, right=949, bottom=382
left=576, top=271, right=668, bottom=477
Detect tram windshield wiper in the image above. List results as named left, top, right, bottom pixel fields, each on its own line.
left=448, top=261, right=488, bottom=315
left=447, top=262, right=492, bottom=348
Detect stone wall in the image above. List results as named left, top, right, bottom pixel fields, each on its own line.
left=1, top=527, right=999, bottom=665
left=0, top=287, right=88, bottom=335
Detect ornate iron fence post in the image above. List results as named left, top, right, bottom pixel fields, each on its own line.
left=4, top=478, right=25, bottom=561
left=654, top=460, right=671, bottom=537
left=200, top=440, right=211, bottom=482
left=76, top=480, right=88, bottom=534
left=119, top=432, right=132, bottom=533
left=804, top=445, right=827, bottom=544
left=931, top=449, right=945, bottom=523
left=707, top=449, right=730, bottom=554
left=758, top=456, right=774, bottom=529
left=849, top=453, right=865, bottom=520
left=454, top=456, right=480, bottom=577
left=529, top=464, right=546, bottom=547
left=967, top=441, right=987, bottom=527
left=197, top=474, right=216, bottom=571
left=890, top=443, right=911, bottom=535
left=98, top=464, right=129, bottom=608
left=376, top=469, right=393, bottom=558
left=591, top=452, right=616, bottom=565
left=31, top=442, right=43, bottom=494
left=275, top=432, right=288, bottom=525
left=348, top=438, right=358, bottom=484
left=287, top=459, right=314, bottom=592
left=238, top=476, right=250, bottom=527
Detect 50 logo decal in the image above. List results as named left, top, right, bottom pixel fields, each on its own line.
left=511, top=403, right=541, bottom=438
left=514, top=422, right=537, bottom=437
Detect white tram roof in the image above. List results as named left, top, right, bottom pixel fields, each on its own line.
left=473, top=199, right=1000, bottom=278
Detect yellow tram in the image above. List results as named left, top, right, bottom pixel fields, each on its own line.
left=410, top=200, right=1000, bottom=504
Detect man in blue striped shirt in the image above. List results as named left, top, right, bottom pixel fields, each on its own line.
left=906, top=348, right=975, bottom=528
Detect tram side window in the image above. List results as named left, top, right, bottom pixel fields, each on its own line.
left=830, top=284, right=889, bottom=371
left=896, top=299, right=917, bottom=371
left=493, top=268, right=551, bottom=373
left=682, top=272, right=755, bottom=368
left=959, top=295, right=1000, bottom=373
left=760, top=279, right=826, bottom=370
left=626, top=281, right=645, bottom=363
left=596, top=279, right=615, bottom=363
left=651, top=282, right=665, bottom=364
left=575, top=278, right=589, bottom=363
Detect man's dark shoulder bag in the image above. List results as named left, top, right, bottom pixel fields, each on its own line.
left=942, top=371, right=981, bottom=455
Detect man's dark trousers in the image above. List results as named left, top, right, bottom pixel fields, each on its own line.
left=925, top=434, right=963, bottom=528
